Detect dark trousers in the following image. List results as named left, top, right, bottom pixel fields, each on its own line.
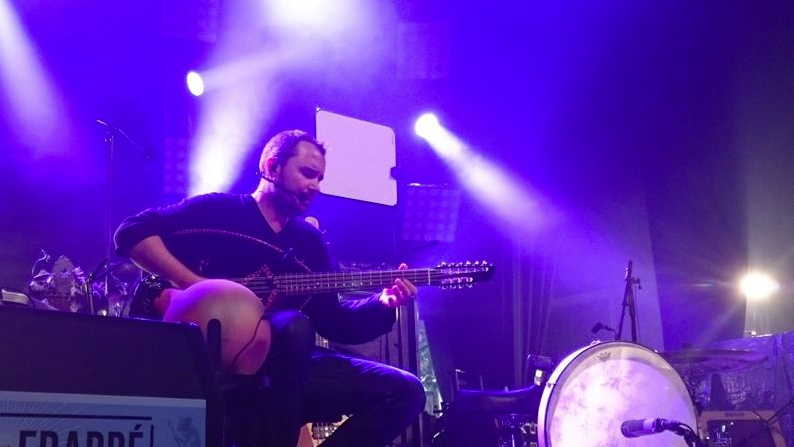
left=257, top=310, right=426, bottom=447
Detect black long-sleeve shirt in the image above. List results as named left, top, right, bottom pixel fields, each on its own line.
left=114, top=193, right=395, bottom=344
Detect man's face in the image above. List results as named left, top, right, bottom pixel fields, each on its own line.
left=271, top=141, right=326, bottom=214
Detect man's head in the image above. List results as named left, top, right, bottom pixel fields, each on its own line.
left=258, top=129, right=326, bottom=176
left=257, top=130, right=326, bottom=215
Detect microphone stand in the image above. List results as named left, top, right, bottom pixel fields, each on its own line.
left=95, top=120, right=151, bottom=259
left=95, top=119, right=151, bottom=314
left=675, top=424, right=707, bottom=447
left=616, top=260, right=641, bottom=343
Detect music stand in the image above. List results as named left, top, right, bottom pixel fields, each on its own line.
left=401, top=183, right=461, bottom=243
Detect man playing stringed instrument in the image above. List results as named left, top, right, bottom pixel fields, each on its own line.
left=114, top=130, right=426, bottom=447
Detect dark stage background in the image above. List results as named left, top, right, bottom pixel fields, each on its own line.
left=2, top=0, right=794, bottom=400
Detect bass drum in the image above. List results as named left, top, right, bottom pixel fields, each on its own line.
left=538, top=341, right=697, bottom=447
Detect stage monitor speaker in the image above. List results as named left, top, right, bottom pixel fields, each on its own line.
left=0, top=306, right=221, bottom=446
left=699, top=410, right=785, bottom=447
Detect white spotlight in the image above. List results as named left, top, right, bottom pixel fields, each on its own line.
left=414, top=117, right=547, bottom=233
left=186, top=71, right=205, bottom=96
left=267, top=0, right=356, bottom=34
left=415, top=113, right=440, bottom=139
left=739, top=271, right=780, bottom=300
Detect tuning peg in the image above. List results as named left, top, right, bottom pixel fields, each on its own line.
left=465, top=261, right=472, bottom=266
left=439, top=261, right=447, bottom=267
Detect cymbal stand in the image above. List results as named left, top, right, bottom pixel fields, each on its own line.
left=83, top=259, right=107, bottom=315
left=616, top=260, right=642, bottom=343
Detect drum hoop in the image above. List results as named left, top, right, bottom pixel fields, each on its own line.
left=537, top=341, right=695, bottom=447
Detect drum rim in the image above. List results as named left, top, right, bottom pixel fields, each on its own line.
left=537, top=340, right=696, bottom=447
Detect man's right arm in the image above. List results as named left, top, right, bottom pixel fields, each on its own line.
left=115, top=195, right=223, bottom=288
left=128, top=235, right=204, bottom=289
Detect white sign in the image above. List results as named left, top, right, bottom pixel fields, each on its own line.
left=316, top=110, right=397, bottom=206
left=0, top=391, right=206, bottom=447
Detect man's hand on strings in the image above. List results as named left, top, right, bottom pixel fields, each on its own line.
left=379, top=263, right=418, bottom=309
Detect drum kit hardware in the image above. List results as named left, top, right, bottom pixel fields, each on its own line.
left=16, top=250, right=142, bottom=318
left=5, top=123, right=153, bottom=315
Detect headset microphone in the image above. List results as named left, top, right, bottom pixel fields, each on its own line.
left=257, top=170, right=304, bottom=200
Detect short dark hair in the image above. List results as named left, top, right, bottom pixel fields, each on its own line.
left=258, top=130, right=326, bottom=174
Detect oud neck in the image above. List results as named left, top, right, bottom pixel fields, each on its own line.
left=275, top=269, right=433, bottom=297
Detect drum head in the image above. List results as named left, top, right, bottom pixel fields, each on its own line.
left=538, top=341, right=696, bottom=447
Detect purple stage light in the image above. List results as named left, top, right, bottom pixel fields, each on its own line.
left=190, top=138, right=238, bottom=195
left=0, top=0, right=67, bottom=154
left=189, top=83, right=279, bottom=195
left=265, top=0, right=359, bottom=36
left=417, top=118, right=550, bottom=233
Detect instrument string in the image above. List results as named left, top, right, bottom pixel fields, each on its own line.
left=219, top=267, right=487, bottom=297
left=227, top=268, right=484, bottom=285
left=238, top=269, right=477, bottom=288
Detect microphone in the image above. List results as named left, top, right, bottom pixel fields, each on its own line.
left=621, top=418, right=683, bottom=438
left=95, top=119, right=153, bottom=159
left=96, top=119, right=117, bottom=131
